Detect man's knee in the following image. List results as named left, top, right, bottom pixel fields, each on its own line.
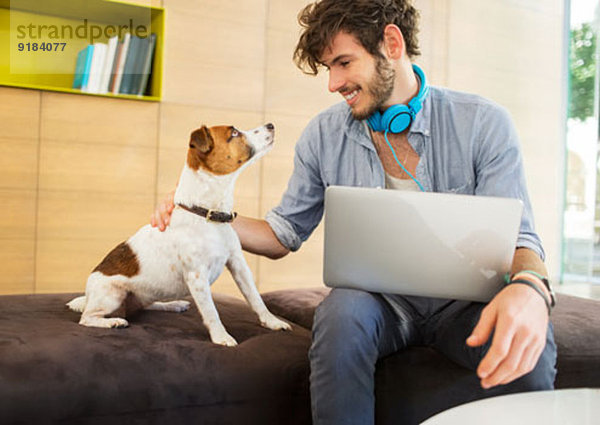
left=314, top=289, right=382, bottom=335
left=311, top=288, right=389, bottom=357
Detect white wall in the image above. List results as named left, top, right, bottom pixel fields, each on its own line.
left=417, top=0, right=565, bottom=281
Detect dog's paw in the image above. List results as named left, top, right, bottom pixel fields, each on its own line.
left=169, top=300, right=191, bottom=312
left=80, top=317, right=129, bottom=328
left=261, top=314, right=292, bottom=331
left=211, top=332, right=238, bottom=347
left=66, top=296, right=86, bottom=313
left=108, top=318, right=130, bottom=328
left=147, top=300, right=191, bottom=313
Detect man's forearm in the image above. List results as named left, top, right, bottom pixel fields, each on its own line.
left=511, top=247, right=547, bottom=277
left=232, top=216, right=290, bottom=260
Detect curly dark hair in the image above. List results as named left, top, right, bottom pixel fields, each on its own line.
left=294, top=0, right=421, bottom=75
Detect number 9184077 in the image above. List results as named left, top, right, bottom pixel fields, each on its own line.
left=18, top=42, right=66, bottom=52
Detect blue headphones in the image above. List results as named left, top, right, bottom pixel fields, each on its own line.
left=366, top=64, right=429, bottom=134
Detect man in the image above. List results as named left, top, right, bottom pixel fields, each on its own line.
left=152, top=1, right=557, bottom=424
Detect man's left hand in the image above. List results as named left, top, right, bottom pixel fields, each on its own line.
left=466, top=283, right=549, bottom=389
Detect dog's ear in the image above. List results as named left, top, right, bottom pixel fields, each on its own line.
left=189, top=126, right=214, bottom=154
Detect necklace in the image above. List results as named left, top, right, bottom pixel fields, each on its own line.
left=399, top=141, right=410, bottom=178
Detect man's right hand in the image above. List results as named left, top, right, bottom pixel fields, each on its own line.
left=150, top=190, right=175, bottom=232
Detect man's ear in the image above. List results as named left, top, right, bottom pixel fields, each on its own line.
left=189, top=126, right=214, bottom=154
left=382, top=24, right=405, bottom=59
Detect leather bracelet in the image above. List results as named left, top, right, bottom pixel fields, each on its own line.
left=508, top=278, right=552, bottom=315
left=512, top=270, right=556, bottom=308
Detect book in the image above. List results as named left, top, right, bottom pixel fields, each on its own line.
left=128, top=35, right=149, bottom=95
left=136, top=33, right=157, bottom=96
left=110, top=33, right=131, bottom=94
left=84, top=42, right=107, bottom=93
left=71, top=47, right=87, bottom=89
left=99, top=36, right=119, bottom=94
left=107, top=39, right=122, bottom=93
left=119, top=35, right=141, bottom=95
left=72, top=45, right=93, bottom=89
left=130, top=36, right=148, bottom=95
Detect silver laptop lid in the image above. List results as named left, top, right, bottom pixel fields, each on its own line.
left=323, top=186, right=523, bottom=302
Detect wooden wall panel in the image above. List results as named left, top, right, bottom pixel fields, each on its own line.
left=41, top=93, right=158, bottom=147
left=36, top=93, right=159, bottom=293
left=264, top=27, right=336, bottom=118
left=36, top=191, right=152, bottom=242
left=39, top=141, right=156, bottom=194
left=0, top=87, right=41, bottom=139
left=0, top=189, right=37, bottom=294
left=0, top=240, right=36, bottom=294
left=1, top=189, right=37, bottom=240
left=0, top=137, right=39, bottom=190
left=258, top=222, right=325, bottom=293
left=35, top=190, right=157, bottom=293
left=162, top=0, right=267, bottom=109
left=0, top=87, right=39, bottom=294
left=35, top=238, right=122, bottom=294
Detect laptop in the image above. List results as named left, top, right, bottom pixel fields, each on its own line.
left=323, top=186, right=523, bottom=302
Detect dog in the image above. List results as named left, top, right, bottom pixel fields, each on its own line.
left=67, top=123, right=291, bottom=346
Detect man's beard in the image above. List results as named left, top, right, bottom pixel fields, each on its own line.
left=351, top=56, right=395, bottom=121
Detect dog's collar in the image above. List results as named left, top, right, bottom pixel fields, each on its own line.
left=176, top=203, right=237, bottom=223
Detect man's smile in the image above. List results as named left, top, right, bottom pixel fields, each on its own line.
left=341, top=88, right=361, bottom=106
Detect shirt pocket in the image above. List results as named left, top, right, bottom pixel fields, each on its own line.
left=438, top=167, right=474, bottom=194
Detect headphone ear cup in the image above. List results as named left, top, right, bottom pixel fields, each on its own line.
left=388, top=112, right=413, bottom=133
left=382, top=104, right=413, bottom=133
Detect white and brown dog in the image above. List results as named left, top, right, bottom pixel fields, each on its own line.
left=67, top=123, right=290, bottom=346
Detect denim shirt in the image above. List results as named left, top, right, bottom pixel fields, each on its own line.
left=265, top=86, right=544, bottom=260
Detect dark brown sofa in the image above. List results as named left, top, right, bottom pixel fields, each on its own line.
left=0, top=288, right=599, bottom=424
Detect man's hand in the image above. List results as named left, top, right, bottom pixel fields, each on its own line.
left=466, top=283, right=549, bottom=389
left=150, top=190, right=175, bottom=231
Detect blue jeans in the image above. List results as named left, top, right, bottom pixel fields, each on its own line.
left=309, top=288, right=557, bottom=425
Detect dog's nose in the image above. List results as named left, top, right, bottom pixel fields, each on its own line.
left=265, top=123, right=274, bottom=131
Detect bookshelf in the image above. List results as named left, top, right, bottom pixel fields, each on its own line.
left=0, top=0, right=164, bottom=101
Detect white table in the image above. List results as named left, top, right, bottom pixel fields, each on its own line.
left=420, top=388, right=600, bottom=425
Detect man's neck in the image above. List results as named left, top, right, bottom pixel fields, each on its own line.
left=382, top=62, right=419, bottom=109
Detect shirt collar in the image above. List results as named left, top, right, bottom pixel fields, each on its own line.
left=408, top=89, right=432, bottom=136
left=343, top=105, right=377, bottom=151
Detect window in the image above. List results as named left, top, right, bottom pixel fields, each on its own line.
left=563, top=0, right=600, bottom=283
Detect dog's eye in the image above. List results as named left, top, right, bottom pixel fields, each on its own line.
left=231, top=129, right=239, bottom=138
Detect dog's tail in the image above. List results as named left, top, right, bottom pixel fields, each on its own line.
left=66, top=296, right=86, bottom=313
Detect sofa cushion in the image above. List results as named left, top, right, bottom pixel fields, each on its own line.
left=262, top=287, right=600, bottom=424
left=262, top=287, right=330, bottom=330
left=0, top=293, right=311, bottom=425
left=552, top=292, right=600, bottom=388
